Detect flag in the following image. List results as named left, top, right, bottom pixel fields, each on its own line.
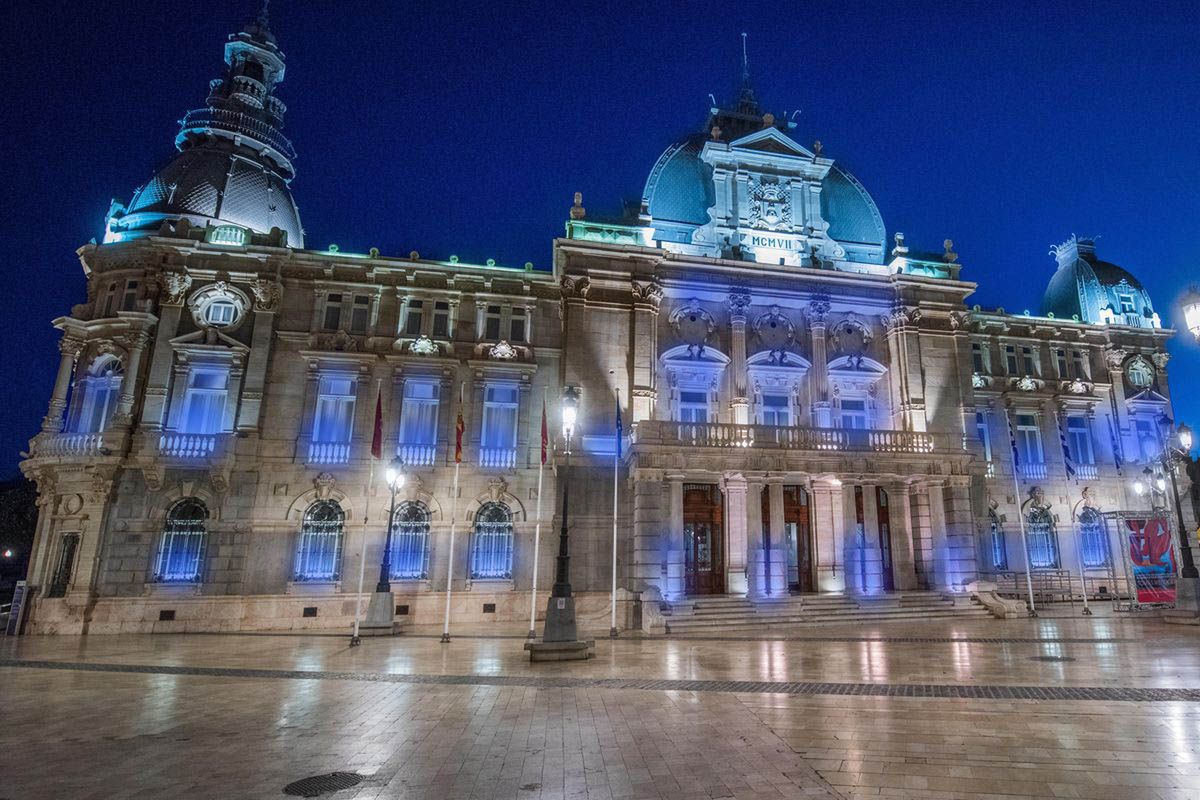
left=1107, top=415, right=1123, bottom=471
left=454, top=407, right=465, bottom=464
left=370, top=388, right=383, bottom=459
left=615, top=394, right=623, bottom=459
left=1006, top=408, right=1021, bottom=469
left=540, top=398, right=548, bottom=465
left=1056, top=412, right=1076, bottom=479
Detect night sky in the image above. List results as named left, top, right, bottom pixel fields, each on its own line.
left=1, top=0, right=1197, bottom=476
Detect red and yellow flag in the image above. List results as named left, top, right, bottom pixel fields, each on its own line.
left=454, top=408, right=465, bottom=464
left=540, top=398, right=548, bottom=465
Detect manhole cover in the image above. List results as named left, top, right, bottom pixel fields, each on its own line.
left=1029, top=655, right=1076, bottom=663
left=283, top=772, right=364, bottom=797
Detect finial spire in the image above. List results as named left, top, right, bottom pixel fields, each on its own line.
left=741, top=32, right=749, bottom=83
left=737, top=32, right=757, bottom=113
left=258, top=0, right=271, bottom=27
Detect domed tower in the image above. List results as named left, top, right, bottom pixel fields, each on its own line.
left=103, top=5, right=303, bottom=247
left=1041, top=236, right=1159, bottom=328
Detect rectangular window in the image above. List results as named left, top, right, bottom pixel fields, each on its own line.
left=323, top=293, right=343, bottom=331
left=1118, top=293, right=1136, bottom=314
left=398, top=379, right=439, bottom=465
left=349, top=295, right=370, bottom=335
left=181, top=367, right=228, bottom=434
left=1015, top=413, right=1044, bottom=464
left=971, top=342, right=985, bottom=373
left=121, top=280, right=140, bottom=312
left=484, top=305, right=502, bottom=340
left=975, top=412, right=993, bottom=462
left=760, top=394, right=790, bottom=426
left=404, top=299, right=424, bottom=336
left=510, top=307, right=527, bottom=343
left=840, top=399, right=869, bottom=430
left=101, top=281, right=117, bottom=317
left=1021, top=346, right=1036, bottom=376
left=1071, top=350, right=1087, bottom=380
left=313, top=375, right=356, bottom=443
left=1135, top=418, right=1159, bottom=461
left=1067, top=416, right=1094, bottom=465
left=481, top=384, right=519, bottom=450
left=1055, top=349, right=1068, bottom=377
left=432, top=301, right=450, bottom=337
left=1004, top=345, right=1018, bottom=374
left=678, top=390, right=709, bottom=423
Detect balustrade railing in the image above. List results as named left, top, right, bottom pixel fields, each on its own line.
left=159, top=432, right=220, bottom=459
left=1020, top=461, right=1048, bottom=480
left=1074, top=463, right=1099, bottom=480
left=633, top=421, right=949, bottom=454
left=36, top=431, right=113, bottom=457
left=308, top=441, right=351, bottom=465
left=397, top=443, right=437, bottom=467
left=479, top=447, right=517, bottom=469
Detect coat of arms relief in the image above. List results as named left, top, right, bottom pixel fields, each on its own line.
left=748, top=176, right=792, bottom=231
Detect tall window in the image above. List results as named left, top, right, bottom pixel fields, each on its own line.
left=1134, top=418, right=1159, bottom=462
left=510, top=308, right=527, bottom=342
left=1020, top=346, right=1037, bottom=376
left=1026, top=506, right=1059, bottom=569
left=313, top=375, right=356, bottom=443
left=971, top=342, right=985, bottom=373
left=1071, top=349, right=1087, bottom=379
left=1117, top=293, right=1136, bottom=314
left=484, top=305, right=502, bottom=340
left=121, top=279, right=140, bottom=312
left=481, top=384, right=519, bottom=466
left=1015, top=414, right=1044, bottom=464
left=760, top=394, right=791, bottom=426
left=294, top=500, right=344, bottom=581
left=389, top=501, right=431, bottom=579
left=1004, top=345, right=1018, bottom=374
left=975, top=412, right=993, bottom=462
left=404, top=300, right=424, bottom=335
left=839, top=399, right=869, bottom=430
left=988, top=509, right=1007, bottom=570
left=432, top=301, right=451, bottom=337
left=323, top=293, right=343, bottom=331
left=47, top=532, right=81, bottom=598
left=154, top=498, right=208, bottom=582
left=398, top=379, right=439, bottom=465
left=1066, top=416, right=1094, bottom=465
left=470, top=502, right=513, bottom=579
left=349, top=295, right=370, bottom=334
left=181, top=367, right=228, bottom=434
left=73, top=358, right=124, bottom=433
left=101, top=281, right=118, bottom=317
left=1078, top=507, right=1109, bottom=568
left=678, top=390, right=709, bottom=423
left=1055, top=349, right=1068, bottom=377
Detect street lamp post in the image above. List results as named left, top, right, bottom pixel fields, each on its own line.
left=377, top=457, right=405, bottom=593
left=551, top=386, right=578, bottom=604
left=1181, top=287, right=1200, bottom=343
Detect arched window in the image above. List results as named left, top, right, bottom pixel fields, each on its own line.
left=988, top=509, right=1008, bottom=570
left=389, top=501, right=431, bottom=580
left=155, top=498, right=208, bottom=582
left=470, top=502, right=513, bottom=579
left=72, top=358, right=124, bottom=433
left=1026, top=506, right=1059, bottom=569
left=294, top=500, right=345, bottom=581
left=1078, top=507, right=1109, bottom=568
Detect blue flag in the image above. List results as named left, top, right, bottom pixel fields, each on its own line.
left=1056, top=412, right=1076, bottom=479
left=1006, top=409, right=1021, bottom=469
left=615, top=395, right=623, bottom=459
left=1107, top=414, right=1123, bottom=471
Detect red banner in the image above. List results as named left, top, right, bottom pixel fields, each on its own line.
left=1126, top=516, right=1176, bottom=604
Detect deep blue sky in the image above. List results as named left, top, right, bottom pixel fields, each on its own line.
left=1, top=0, right=1197, bottom=475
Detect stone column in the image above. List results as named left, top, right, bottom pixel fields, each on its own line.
left=722, top=473, right=749, bottom=595
left=631, top=472, right=664, bottom=593
left=42, top=335, right=83, bottom=432
left=746, top=479, right=765, bottom=597
left=768, top=480, right=787, bottom=592
left=114, top=330, right=151, bottom=422
left=807, top=297, right=831, bottom=427
left=811, top=480, right=846, bottom=591
left=910, top=484, right=934, bottom=589
left=665, top=473, right=684, bottom=599
left=941, top=478, right=979, bottom=592
left=860, top=483, right=883, bottom=593
left=728, top=290, right=751, bottom=425
left=927, top=481, right=950, bottom=590
left=237, top=285, right=281, bottom=432
left=888, top=481, right=919, bottom=590
left=139, top=302, right=184, bottom=431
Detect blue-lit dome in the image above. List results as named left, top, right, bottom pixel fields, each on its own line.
left=104, top=9, right=304, bottom=247
left=1042, top=236, right=1159, bottom=328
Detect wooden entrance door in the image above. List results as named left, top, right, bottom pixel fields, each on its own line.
left=683, top=484, right=723, bottom=595
left=876, top=487, right=895, bottom=591
left=782, top=486, right=813, bottom=593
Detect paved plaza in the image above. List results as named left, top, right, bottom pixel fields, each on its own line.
left=2, top=611, right=1199, bottom=800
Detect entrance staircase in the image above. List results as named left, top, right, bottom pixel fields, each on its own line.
left=662, top=592, right=992, bottom=632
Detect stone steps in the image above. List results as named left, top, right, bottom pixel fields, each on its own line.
left=663, top=592, right=992, bottom=632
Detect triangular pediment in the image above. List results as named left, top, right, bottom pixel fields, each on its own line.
left=1127, top=388, right=1169, bottom=404
left=729, top=127, right=812, bottom=158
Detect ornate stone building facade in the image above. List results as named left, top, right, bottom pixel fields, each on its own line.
left=19, top=15, right=1193, bottom=633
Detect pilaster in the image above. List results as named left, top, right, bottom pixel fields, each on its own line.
left=721, top=472, right=749, bottom=595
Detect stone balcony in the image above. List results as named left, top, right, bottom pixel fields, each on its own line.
left=31, top=429, right=128, bottom=460
left=630, top=421, right=959, bottom=455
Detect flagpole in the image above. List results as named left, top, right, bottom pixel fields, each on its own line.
left=1005, top=405, right=1038, bottom=616
left=1056, top=409, right=1091, bottom=616
left=610, top=387, right=620, bottom=639
left=528, top=390, right=546, bottom=639
left=441, top=382, right=464, bottom=644
left=352, top=380, right=383, bottom=646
